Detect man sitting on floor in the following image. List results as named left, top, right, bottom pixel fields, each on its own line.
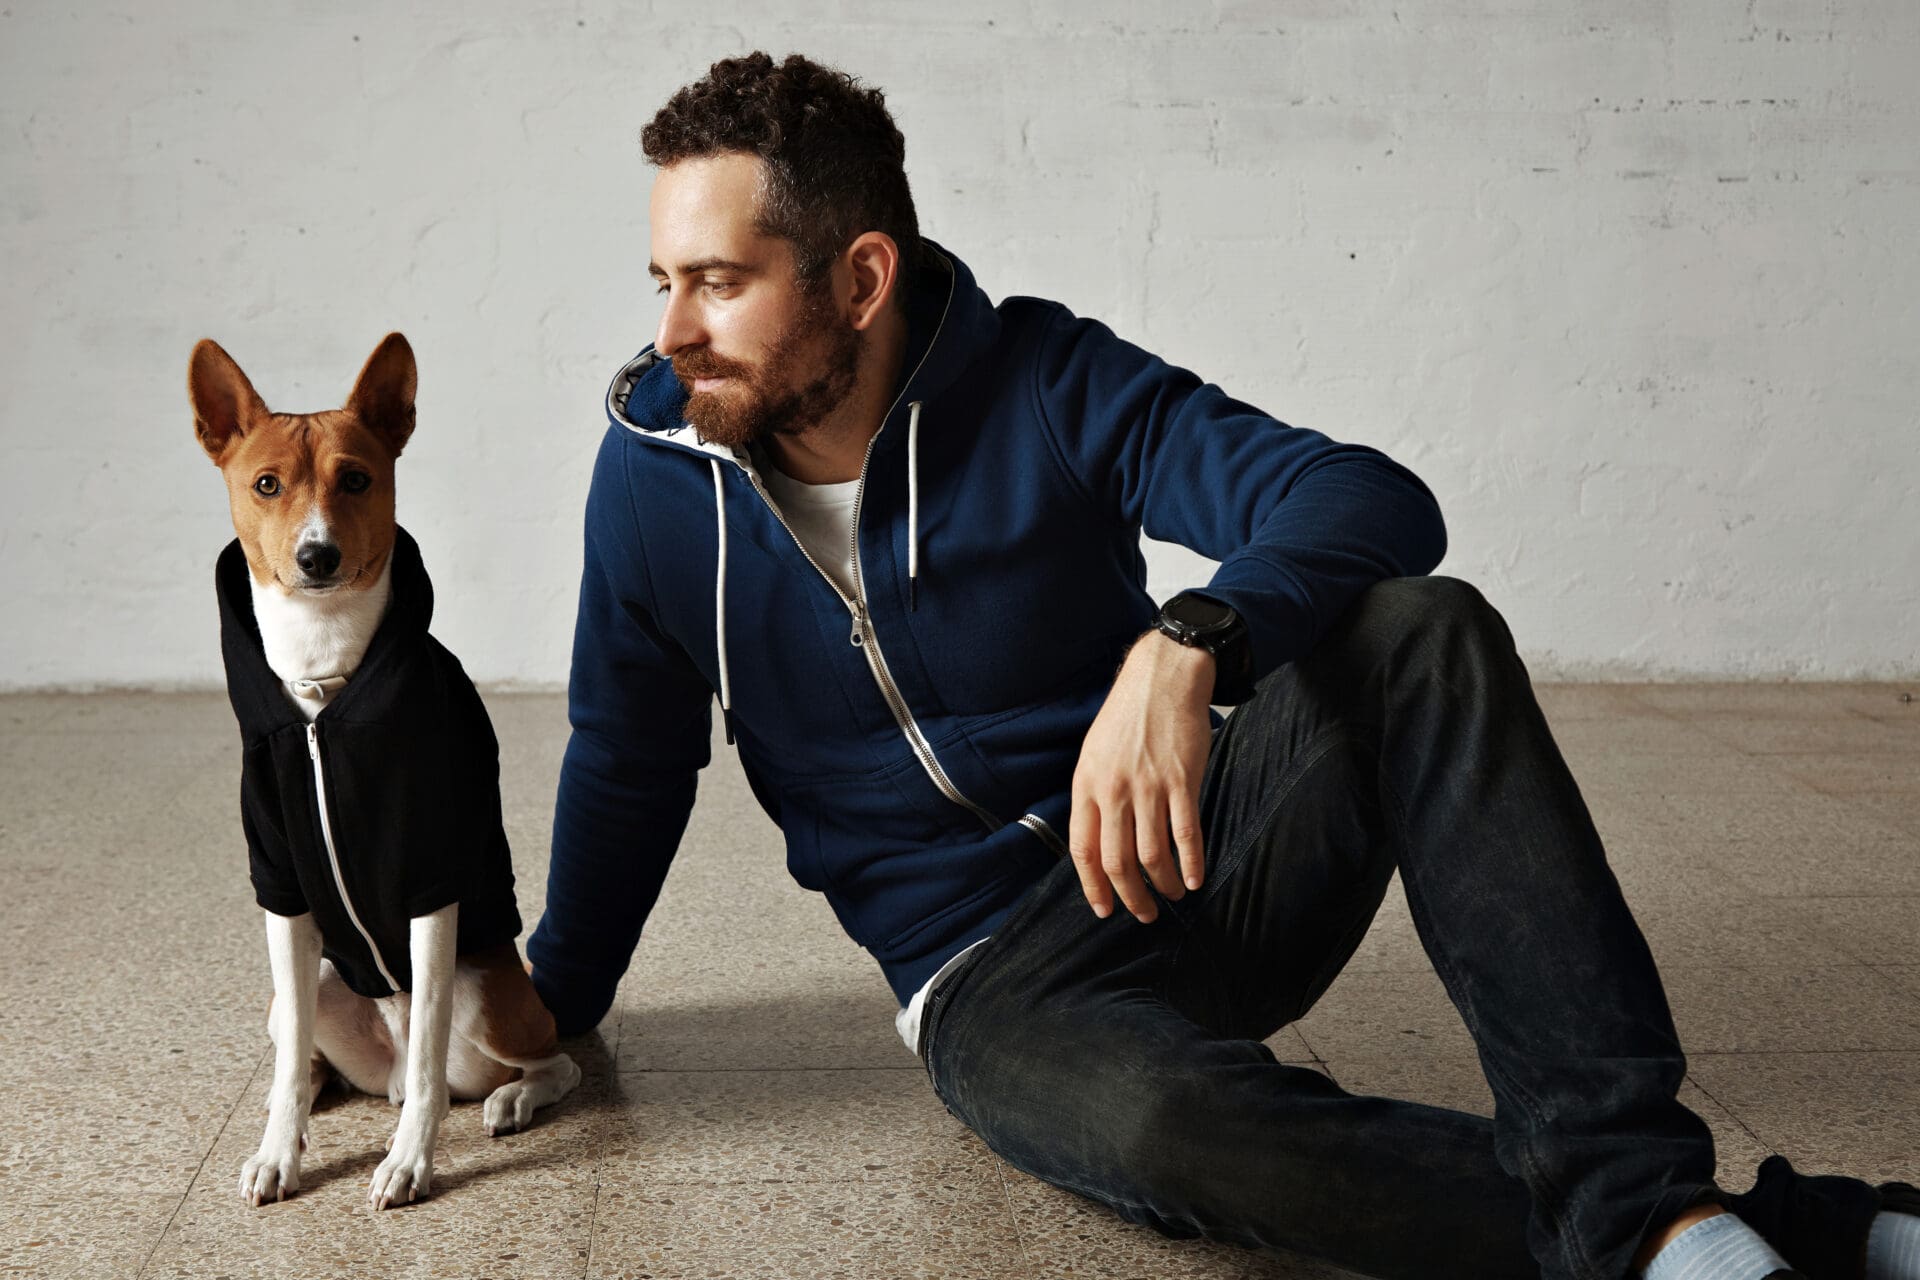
left=527, top=51, right=1919, bottom=1280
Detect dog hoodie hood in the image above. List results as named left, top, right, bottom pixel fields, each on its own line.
left=216, top=527, right=522, bottom=998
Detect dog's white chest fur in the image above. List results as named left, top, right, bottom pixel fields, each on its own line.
left=250, top=562, right=393, bottom=719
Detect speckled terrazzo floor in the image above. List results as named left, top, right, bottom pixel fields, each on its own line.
left=1, top=684, right=1915, bottom=1279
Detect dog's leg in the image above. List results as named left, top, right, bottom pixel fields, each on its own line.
left=240, top=910, right=322, bottom=1206
left=368, top=902, right=456, bottom=1210
left=457, top=943, right=583, bottom=1136
left=312, top=957, right=397, bottom=1096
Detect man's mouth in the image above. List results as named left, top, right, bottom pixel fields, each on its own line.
left=691, top=376, right=728, bottom=392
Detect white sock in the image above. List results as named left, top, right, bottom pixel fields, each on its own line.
left=1867, top=1210, right=1920, bottom=1280
left=1642, top=1211, right=1793, bottom=1280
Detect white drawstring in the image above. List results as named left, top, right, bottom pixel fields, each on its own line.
left=907, top=400, right=922, bottom=611
left=289, top=674, right=349, bottom=703
left=709, top=459, right=734, bottom=744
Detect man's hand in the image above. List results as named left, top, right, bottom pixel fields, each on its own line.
left=1068, top=629, right=1215, bottom=923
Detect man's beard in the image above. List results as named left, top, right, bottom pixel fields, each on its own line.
left=673, top=287, right=864, bottom=451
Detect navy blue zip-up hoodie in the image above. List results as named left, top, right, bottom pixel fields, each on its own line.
left=526, top=239, right=1446, bottom=1037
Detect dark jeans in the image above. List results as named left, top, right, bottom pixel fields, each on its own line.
left=918, top=575, right=1884, bottom=1280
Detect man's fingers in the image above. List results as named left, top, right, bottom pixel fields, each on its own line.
left=1099, top=796, right=1157, bottom=924
left=1133, top=794, right=1183, bottom=901
left=1068, top=787, right=1113, bottom=919
left=1170, top=785, right=1206, bottom=892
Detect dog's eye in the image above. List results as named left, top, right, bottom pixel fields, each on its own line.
left=254, top=475, right=280, bottom=497
left=341, top=470, right=371, bottom=495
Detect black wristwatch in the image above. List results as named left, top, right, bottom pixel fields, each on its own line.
left=1152, top=592, right=1255, bottom=705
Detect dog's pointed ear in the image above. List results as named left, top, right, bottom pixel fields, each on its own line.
left=188, top=339, right=270, bottom=463
left=346, top=332, right=417, bottom=459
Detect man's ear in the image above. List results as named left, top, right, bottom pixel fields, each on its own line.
left=345, top=332, right=418, bottom=459
left=843, top=232, right=903, bottom=332
left=188, top=339, right=270, bottom=463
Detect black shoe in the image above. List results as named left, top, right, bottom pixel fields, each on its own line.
left=1730, top=1154, right=1881, bottom=1280
left=1878, top=1176, right=1920, bottom=1219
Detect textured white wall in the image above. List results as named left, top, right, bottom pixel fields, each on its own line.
left=3, top=1, right=1915, bottom=687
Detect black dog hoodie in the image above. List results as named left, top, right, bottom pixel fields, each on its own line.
left=216, top=526, right=522, bottom=998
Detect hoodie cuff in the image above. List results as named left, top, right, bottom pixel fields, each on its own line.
left=528, top=961, right=617, bottom=1040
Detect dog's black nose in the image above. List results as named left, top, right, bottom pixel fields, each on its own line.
left=296, top=541, right=342, bottom=578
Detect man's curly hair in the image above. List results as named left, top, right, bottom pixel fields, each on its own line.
left=641, top=52, right=923, bottom=292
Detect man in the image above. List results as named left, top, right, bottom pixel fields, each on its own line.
left=526, top=52, right=1918, bottom=1280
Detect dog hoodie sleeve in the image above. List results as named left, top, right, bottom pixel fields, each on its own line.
left=240, top=750, right=309, bottom=918
left=400, top=668, right=522, bottom=948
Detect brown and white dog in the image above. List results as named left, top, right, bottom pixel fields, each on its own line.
left=189, top=333, right=579, bottom=1209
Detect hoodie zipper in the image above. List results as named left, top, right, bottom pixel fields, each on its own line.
left=845, top=426, right=1004, bottom=835
left=305, top=722, right=403, bottom=991
left=734, top=257, right=1004, bottom=836
left=744, top=468, right=1003, bottom=835
left=1018, top=813, right=1069, bottom=858
left=635, top=249, right=1003, bottom=834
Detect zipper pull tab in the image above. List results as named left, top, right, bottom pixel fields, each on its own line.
left=849, top=602, right=865, bottom=648
left=306, top=722, right=319, bottom=759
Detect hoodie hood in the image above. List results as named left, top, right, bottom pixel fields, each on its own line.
left=598, top=238, right=1001, bottom=743
left=216, top=526, right=436, bottom=737
left=603, top=238, right=999, bottom=455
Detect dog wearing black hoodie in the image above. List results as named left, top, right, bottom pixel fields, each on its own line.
left=190, top=333, right=579, bottom=1210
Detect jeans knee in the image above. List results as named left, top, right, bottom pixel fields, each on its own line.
left=1351, top=575, right=1515, bottom=678
left=1364, top=573, right=1496, bottom=631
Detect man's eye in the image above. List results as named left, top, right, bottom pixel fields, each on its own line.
left=341, top=471, right=371, bottom=495
left=655, top=281, right=732, bottom=296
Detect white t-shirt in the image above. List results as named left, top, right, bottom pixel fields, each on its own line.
left=753, top=450, right=860, bottom=598
left=753, top=447, right=992, bottom=1057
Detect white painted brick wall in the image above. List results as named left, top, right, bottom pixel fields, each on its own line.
left=2, top=1, right=1914, bottom=686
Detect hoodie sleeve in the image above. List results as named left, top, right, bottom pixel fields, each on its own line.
left=403, top=668, right=511, bottom=926
left=526, top=429, right=714, bottom=1038
left=241, top=756, right=309, bottom=918
left=1030, top=303, right=1448, bottom=682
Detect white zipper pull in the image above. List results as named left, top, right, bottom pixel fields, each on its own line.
left=849, top=602, right=865, bottom=648
left=306, top=722, right=319, bottom=759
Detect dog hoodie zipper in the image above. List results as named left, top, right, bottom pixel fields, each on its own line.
left=305, top=722, right=403, bottom=991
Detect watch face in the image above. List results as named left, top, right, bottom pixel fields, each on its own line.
left=1166, top=594, right=1234, bottom=630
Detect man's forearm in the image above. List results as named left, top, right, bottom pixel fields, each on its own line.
left=526, top=729, right=697, bottom=1037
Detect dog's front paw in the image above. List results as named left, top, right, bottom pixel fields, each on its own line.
left=239, top=1141, right=303, bottom=1207
left=482, top=1080, right=537, bottom=1136
left=482, top=1055, right=581, bottom=1137
left=368, top=1134, right=434, bottom=1209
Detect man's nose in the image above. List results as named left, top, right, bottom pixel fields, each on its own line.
left=655, top=288, right=705, bottom=356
